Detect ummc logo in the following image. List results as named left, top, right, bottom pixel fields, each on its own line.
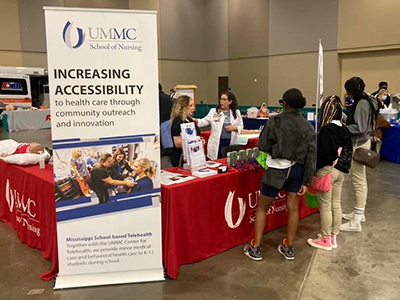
left=63, top=21, right=85, bottom=49
left=5, top=180, right=36, bottom=218
left=5, top=180, right=14, bottom=212
left=88, top=27, right=137, bottom=41
left=62, top=20, right=139, bottom=49
left=224, top=190, right=287, bottom=229
left=5, top=180, right=40, bottom=236
left=224, top=191, right=247, bottom=229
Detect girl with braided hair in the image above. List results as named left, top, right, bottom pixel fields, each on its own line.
left=341, top=77, right=378, bottom=232
left=307, top=95, right=353, bottom=250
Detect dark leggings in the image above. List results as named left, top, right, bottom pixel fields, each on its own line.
left=218, top=138, right=231, bottom=158
left=96, top=192, right=110, bottom=204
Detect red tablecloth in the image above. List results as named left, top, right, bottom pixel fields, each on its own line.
left=161, top=159, right=318, bottom=279
left=0, top=158, right=317, bottom=281
left=0, top=160, right=58, bottom=280
left=200, top=131, right=259, bottom=154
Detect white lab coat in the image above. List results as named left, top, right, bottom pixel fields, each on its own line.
left=197, top=108, right=243, bottom=160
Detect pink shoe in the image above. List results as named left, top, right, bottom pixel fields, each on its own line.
left=331, top=235, right=337, bottom=249
left=307, top=235, right=332, bottom=250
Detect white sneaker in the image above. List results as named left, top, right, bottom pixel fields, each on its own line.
left=342, top=212, right=366, bottom=222
left=341, top=220, right=362, bottom=232
left=331, top=234, right=337, bottom=249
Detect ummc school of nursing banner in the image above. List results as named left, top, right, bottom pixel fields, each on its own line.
left=44, top=7, right=163, bottom=289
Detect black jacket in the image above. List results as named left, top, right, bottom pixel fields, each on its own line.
left=159, top=91, right=174, bottom=124
left=258, top=109, right=317, bottom=186
left=317, top=122, right=352, bottom=170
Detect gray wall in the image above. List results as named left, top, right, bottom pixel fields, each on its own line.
left=19, top=0, right=64, bottom=53
left=269, top=0, right=338, bottom=55
left=228, top=0, right=269, bottom=59
left=64, top=0, right=129, bottom=9
left=159, top=0, right=206, bottom=61
left=267, top=0, right=340, bottom=105
left=0, top=0, right=22, bottom=66
left=205, top=0, right=228, bottom=61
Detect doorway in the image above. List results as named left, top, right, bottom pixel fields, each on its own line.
left=218, top=76, right=229, bottom=99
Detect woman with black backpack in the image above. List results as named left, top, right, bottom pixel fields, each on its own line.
left=341, top=77, right=378, bottom=232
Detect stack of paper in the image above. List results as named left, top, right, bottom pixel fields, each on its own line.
left=160, top=170, right=196, bottom=186
left=192, top=168, right=218, bottom=178
left=205, top=161, right=222, bottom=168
left=237, top=133, right=260, bottom=145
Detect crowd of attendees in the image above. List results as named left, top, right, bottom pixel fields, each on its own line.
left=158, top=77, right=393, bottom=260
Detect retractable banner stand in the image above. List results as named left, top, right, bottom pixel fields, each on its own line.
left=44, top=7, right=164, bottom=289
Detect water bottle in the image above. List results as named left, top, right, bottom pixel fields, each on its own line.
left=227, top=152, right=232, bottom=168
left=39, top=156, right=45, bottom=169
left=38, top=151, right=45, bottom=169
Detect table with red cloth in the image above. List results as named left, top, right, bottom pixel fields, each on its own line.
left=161, top=160, right=318, bottom=279
left=0, top=159, right=318, bottom=281
left=200, top=131, right=259, bottom=154
left=0, top=160, right=58, bottom=280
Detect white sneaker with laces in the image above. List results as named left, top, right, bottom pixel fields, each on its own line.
left=342, top=212, right=366, bottom=222
left=331, top=234, right=337, bottom=249
left=341, top=219, right=362, bottom=232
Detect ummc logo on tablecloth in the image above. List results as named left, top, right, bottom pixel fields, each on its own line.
left=224, top=190, right=287, bottom=229
left=5, top=180, right=14, bottom=212
left=224, top=191, right=247, bottom=229
left=5, top=180, right=41, bottom=236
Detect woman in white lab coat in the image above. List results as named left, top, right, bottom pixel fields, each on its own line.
left=195, top=91, right=243, bottom=160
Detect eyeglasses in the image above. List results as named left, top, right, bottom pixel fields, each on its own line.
left=278, top=99, right=284, bottom=106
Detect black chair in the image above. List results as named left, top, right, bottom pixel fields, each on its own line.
left=221, top=145, right=242, bottom=158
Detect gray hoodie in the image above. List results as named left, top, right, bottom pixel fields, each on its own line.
left=347, top=96, right=378, bottom=146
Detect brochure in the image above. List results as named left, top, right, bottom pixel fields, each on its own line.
left=187, top=137, right=206, bottom=170
left=206, top=161, right=222, bottom=168
left=192, top=168, right=218, bottom=178
left=180, top=122, right=207, bottom=171
left=160, top=170, right=196, bottom=186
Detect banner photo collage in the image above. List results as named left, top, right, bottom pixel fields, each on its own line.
left=44, top=7, right=164, bottom=288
